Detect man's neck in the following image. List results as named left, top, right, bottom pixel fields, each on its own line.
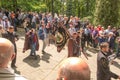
left=101, top=50, right=108, bottom=55
left=8, top=31, right=13, bottom=33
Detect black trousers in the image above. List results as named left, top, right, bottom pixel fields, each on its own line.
left=11, top=43, right=17, bottom=67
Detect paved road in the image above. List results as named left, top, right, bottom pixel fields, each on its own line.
left=15, top=32, right=120, bottom=80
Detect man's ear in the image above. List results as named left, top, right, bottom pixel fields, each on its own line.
left=11, top=53, right=15, bottom=60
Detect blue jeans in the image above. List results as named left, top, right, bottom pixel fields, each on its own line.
left=42, top=34, right=49, bottom=51
left=31, top=22, right=36, bottom=29
left=30, top=43, right=36, bottom=56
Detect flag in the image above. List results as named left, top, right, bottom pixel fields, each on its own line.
left=55, top=25, right=70, bottom=52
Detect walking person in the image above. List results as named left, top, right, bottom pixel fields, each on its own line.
left=97, top=42, right=120, bottom=80
left=23, top=29, right=39, bottom=59
left=38, top=24, right=48, bottom=53
left=29, top=29, right=39, bottom=59
left=2, top=26, right=19, bottom=68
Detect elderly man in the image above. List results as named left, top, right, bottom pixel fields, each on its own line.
left=107, top=32, right=115, bottom=53
left=0, top=38, right=27, bottom=80
left=57, top=57, right=90, bottom=80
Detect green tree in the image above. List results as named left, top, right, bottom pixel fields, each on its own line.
left=66, top=0, right=74, bottom=17
left=94, top=0, right=120, bottom=27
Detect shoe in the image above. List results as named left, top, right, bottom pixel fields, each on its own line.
left=42, top=50, right=45, bottom=54
left=29, top=54, right=34, bottom=56
left=11, top=65, right=17, bottom=68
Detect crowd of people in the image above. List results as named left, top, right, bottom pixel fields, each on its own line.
left=0, top=9, right=120, bottom=80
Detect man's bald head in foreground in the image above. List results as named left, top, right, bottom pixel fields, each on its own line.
left=0, top=38, right=15, bottom=68
left=57, top=57, right=90, bottom=80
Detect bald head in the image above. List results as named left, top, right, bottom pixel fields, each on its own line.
left=57, top=57, right=90, bottom=80
left=0, top=38, right=14, bottom=68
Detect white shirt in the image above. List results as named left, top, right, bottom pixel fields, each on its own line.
left=3, top=21, right=11, bottom=30
left=32, top=16, right=36, bottom=23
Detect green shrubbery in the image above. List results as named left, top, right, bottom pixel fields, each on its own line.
left=0, top=0, right=120, bottom=27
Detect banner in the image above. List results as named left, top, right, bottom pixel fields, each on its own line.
left=55, top=26, right=70, bottom=52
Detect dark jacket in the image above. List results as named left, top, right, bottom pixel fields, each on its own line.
left=2, top=31, right=18, bottom=53
left=2, top=31, right=18, bottom=44
left=97, top=51, right=118, bottom=80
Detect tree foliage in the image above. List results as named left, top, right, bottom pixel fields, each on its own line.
left=66, top=0, right=74, bottom=17
left=0, top=0, right=120, bottom=26
left=94, top=0, right=120, bottom=27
